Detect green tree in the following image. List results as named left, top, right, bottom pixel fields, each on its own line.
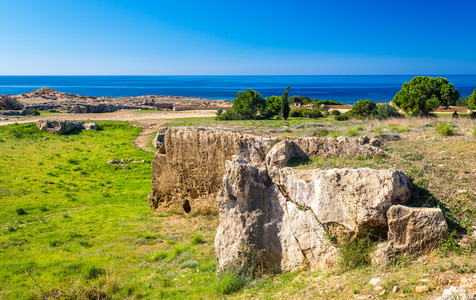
left=232, top=89, right=264, bottom=119
left=468, top=89, right=476, bottom=110
left=392, top=76, right=460, bottom=115
left=264, top=95, right=282, bottom=114
left=350, top=99, right=377, bottom=118
left=281, top=86, right=291, bottom=120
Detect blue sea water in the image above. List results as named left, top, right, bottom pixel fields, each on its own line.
left=0, top=75, right=475, bottom=104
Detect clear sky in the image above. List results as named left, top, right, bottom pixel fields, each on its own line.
left=1, top=0, right=475, bottom=75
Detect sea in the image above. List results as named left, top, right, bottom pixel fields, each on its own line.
left=0, top=75, right=475, bottom=104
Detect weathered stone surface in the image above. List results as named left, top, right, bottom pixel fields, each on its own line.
left=152, top=127, right=168, bottom=150
left=435, top=286, right=470, bottom=300
left=387, top=205, right=448, bottom=254
left=82, top=122, right=99, bottom=131
left=265, top=136, right=383, bottom=168
left=215, top=156, right=337, bottom=274
left=147, top=127, right=272, bottom=212
left=268, top=167, right=411, bottom=236
left=36, top=120, right=83, bottom=134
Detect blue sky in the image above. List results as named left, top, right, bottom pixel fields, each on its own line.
left=1, top=0, right=475, bottom=75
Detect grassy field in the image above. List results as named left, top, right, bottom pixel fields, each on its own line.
left=0, top=122, right=218, bottom=299
left=1, top=116, right=476, bottom=299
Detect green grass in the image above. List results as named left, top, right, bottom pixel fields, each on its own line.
left=436, top=122, right=456, bottom=136
left=0, top=122, right=218, bottom=299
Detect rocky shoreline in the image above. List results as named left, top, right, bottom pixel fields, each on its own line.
left=1, top=87, right=232, bottom=115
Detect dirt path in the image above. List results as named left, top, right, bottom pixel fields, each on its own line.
left=0, top=110, right=216, bottom=126
left=133, top=121, right=167, bottom=153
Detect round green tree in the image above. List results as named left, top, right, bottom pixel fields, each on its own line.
left=232, top=89, right=264, bottom=119
left=350, top=99, right=377, bottom=118
left=392, top=76, right=460, bottom=115
left=468, top=88, right=476, bottom=110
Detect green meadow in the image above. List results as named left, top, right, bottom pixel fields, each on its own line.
left=0, top=122, right=218, bottom=299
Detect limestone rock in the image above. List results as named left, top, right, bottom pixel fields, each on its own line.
left=153, top=127, right=168, bottom=150
left=215, top=155, right=337, bottom=274
left=148, top=127, right=272, bottom=212
left=415, top=286, right=429, bottom=293
left=36, top=120, right=83, bottom=135
left=387, top=205, right=448, bottom=255
left=268, top=167, right=411, bottom=236
left=435, top=286, right=470, bottom=300
left=82, top=122, right=99, bottom=130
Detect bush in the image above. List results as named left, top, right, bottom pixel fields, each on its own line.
left=27, top=109, right=40, bottom=116
left=216, top=109, right=243, bottom=121
left=314, top=128, right=329, bottom=137
left=0, top=95, right=22, bottom=110
left=16, top=208, right=27, bottom=215
left=289, top=108, right=322, bottom=118
left=331, top=110, right=341, bottom=116
left=216, top=108, right=223, bottom=116
left=393, top=76, right=460, bottom=115
left=191, top=233, right=205, bottom=245
left=315, top=100, right=343, bottom=106
left=374, top=104, right=401, bottom=120
left=338, top=233, right=377, bottom=271
left=350, top=99, right=377, bottom=118
left=335, top=112, right=351, bottom=121
left=436, top=122, right=456, bottom=136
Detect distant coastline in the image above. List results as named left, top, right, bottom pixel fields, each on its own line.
left=0, top=75, right=475, bottom=104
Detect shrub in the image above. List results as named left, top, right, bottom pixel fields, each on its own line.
left=216, top=109, right=243, bottom=121
left=216, top=108, right=223, bottom=116
left=215, top=269, right=248, bottom=295
left=338, top=233, right=377, bottom=271
left=314, top=128, right=329, bottom=137
left=16, top=208, right=27, bottom=215
left=331, top=110, right=341, bottom=116
left=27, top=109, right=40, bottom=116
left=335, top=112, right=351, bottom=121
left=0, top=95, right=22, bottom=110
left=436, top=122, right=455, bottom=136
left=191, top=233, right=205, bottom=245
left=281, top=87, right=291, bottom=120
left=290, top=108, right=322, bottom=118
left=302, top=108, right=323, bottom=118
left=82, top=265, right=105, bottom=280
left=374, top=104, right=401, bottom=120
left=350, top=99, right=377, bottom=118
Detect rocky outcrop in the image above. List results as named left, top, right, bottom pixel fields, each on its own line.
left=148, top=127, right=273, bottom=212
left=147, top=127, right=448, bottom=274
left=215, top=156, right=412, bottom=273
left=36, top=120, right=99, bottom=134
left=37, top=120, right=83, bottom=134
left=148, top=127, right=382, bottom=212
left=0, top=110, right=28, bottom=116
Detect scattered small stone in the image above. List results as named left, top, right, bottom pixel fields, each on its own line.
left=133, top=161, right=140, bottom=164
left=369, top=278, right=382, bottom=286
left=420, top=279, right=429, bottom=283
left=378, top=290, right=386, bottom=296
left=392, top=285, right=398, bottom=293
left=141, top=160, right=146, bottom=163
left=375, top=285, right=384, bottom=291
left=107, top=160, right=121, bottom=164
left=435, top=286, right=470, bottom=300
left=437, top=164, right=445, bottom=168
left=127, top=158, right=133, bottom=162
left=44, top=136, right=50, bottom=140
left=458, top=190, right=468, bottom=194
left=415, top=285, right=429, bottom=293
left=122, top=164, right=131, bottom=169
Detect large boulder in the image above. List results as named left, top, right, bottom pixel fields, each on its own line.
left=36, top=120, right=83, bottom=134
left=215, top=156, right=338, bottom=273
left=371, top=205, right=448, bottom=265
left=148, top=127, right=383, bottom=212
